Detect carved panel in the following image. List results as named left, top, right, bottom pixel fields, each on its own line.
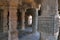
left=38, top=16, right=54, bottom=34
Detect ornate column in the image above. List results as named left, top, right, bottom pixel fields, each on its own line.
left=39, top=0, right=59, bottom=40
left=21, top=10, right=25, bottom=30
left=8, top=0, right=18, bottom=40
left=41, top=0, right=58, bottom=16
left=9, top=8, right=18, bottom=40
left=3, top=8, right=8, bottom=33
left=32, top=8, right=38, bottom=33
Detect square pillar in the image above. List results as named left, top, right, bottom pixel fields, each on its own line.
left=8, top=0, right=18, bottom=40
left=3, top=8, right=8, bottom=33
left=8, top=8, right=18, bottom=40
left=38, top=0, right=59, bottom=40
left=31, top=8, right=38, bottom=33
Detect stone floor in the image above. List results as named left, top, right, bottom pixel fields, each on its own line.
left=18, top=27, right=40, bottom=40
left=0, top=32, right=8, bottom=40
left=1, top=27, right=60, bottom=40
left=18, top=27, right=60, bottom=40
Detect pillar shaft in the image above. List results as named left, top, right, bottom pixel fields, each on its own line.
left=39, top=0, right=58, bottom=33
left=32, top=8, right=38, bottom=33
left=3, top=8, right=8, bottom=33
left=39, top=0, right=59, bottom=40
left=21, top=11, right=25, bottom=30
left=9, top=8, right=18, bottom=40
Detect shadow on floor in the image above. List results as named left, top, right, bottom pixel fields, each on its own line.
left=18, top=27, right=40, bottom=40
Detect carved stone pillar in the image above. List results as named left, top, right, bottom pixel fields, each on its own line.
left=39, top=0, right=59, bottom=40
left=32, top=8, right=38, bottom=33
left=21, top=10, right=25, bottom=30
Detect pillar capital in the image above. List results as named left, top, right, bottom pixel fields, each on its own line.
left=20, top=8, right=27, bottom=12
left=41, top=0, right=58, bottom=16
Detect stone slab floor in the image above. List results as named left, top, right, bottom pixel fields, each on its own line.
left=18, top=27, right=40, bottom=40
left=0, top=32, right=8, bottom=40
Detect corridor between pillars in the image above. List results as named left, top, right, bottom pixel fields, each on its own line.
left=8, top=0, right=18, bottom=40
left=9, top=8, right=18, bottom=40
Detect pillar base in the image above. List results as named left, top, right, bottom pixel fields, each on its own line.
left=40, top=32, right=59, bottom=40
left=11, top=30, right=18, bottom=40
left=21, top=28, right=25, bottom=31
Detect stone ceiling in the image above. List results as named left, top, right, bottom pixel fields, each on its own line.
left=0, top=0, right=60, bottom=10
left=0, top=0, right=41, bottom=9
